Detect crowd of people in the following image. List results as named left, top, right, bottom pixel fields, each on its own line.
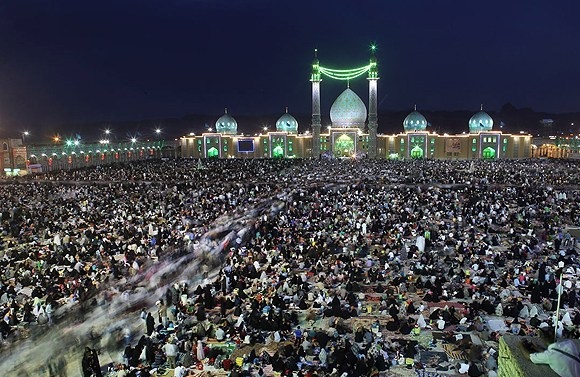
left=0, top=158, right=578, bottom=377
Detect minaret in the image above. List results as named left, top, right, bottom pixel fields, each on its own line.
left=310, top=49, right=322, bottom=158
left=367, top=46, right=379, bottom=158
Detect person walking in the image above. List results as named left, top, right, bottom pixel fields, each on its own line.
left=162, top=338, right=179, bottom=368
left=45, top=301, right=53, bottom=327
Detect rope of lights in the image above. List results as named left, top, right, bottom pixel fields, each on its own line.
left=320, top=64, right=371, bottom=74
left=320, top=69, right=369, bottom=81
left=319, top=64, right=371, bottom=81
left=320, top=68, right=369, bottom=78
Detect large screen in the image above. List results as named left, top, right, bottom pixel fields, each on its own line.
left=237, top=139, right=255, bottom=153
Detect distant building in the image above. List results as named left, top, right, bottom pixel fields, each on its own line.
left=24, top=140, right=169, bottom=173
left=0, top=138, right=27, bottom=176
left=180, top=51, right=532, bottom=160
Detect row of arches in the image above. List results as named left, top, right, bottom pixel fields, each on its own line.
left=27, top=147, right=168, bottom=171
left=205, top=145, right=286, bottom=159
left=532, top=144, right=572, bottom=159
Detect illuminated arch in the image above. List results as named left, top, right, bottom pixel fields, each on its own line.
left=272, top=145, right=284, bottom=158
left=207, top=146, right=219, bottom=158
left=411, top=145, right=424, bottom=159
left=334, top=134, right=355, bottom=157
left=482, top=146, right=496, bottom=160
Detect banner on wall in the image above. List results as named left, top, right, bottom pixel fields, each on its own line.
left=445, top=138, right=461, bottom=153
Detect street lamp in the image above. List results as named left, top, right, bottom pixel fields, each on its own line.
left=155, top=128, right=161, bottom=135
left=22, top=131, right=30, bottom=144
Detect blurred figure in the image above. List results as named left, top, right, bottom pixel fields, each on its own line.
left=81, top=347, right=102, bottom=377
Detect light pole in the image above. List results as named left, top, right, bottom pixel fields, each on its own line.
left=154, top=128, right=162, bottom=158
left=130, top=138, right=137, bottom=161
left=22, top=131, right=30, bottom=144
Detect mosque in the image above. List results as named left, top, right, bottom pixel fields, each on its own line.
left=179, top=49, right=533, bottom=160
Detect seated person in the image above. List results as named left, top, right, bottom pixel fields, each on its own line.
left=529, top=339, right=580, bottom=377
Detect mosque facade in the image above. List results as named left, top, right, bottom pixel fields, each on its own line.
left=181, top=50, right=532, bottom=160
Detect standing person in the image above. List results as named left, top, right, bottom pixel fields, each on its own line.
left=140, top=308, right=147, bottom=321
left=163, top=338, right=179, bottom=368
left=196, top=339, right=205, bottom=362
left=294, top=326, right=303, bottom=347
left=91, top=348, right=102, bottom=377
left=157, top=300, right=168, bottom=329
left=82, top=347, right=94, bottom=377
left=146, top=312, right=155, bottom=336
left=45, top=300, right=54, bottom=327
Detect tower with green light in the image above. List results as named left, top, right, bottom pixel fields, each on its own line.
left=310, top=49, right=322, bottom=157
left=310, top=45, right=379, bottom=157
left=367, top=45, right=379, bottom=157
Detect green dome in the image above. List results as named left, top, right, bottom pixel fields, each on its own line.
left=330, top=88, right=367, bottom=128
left=215, top=109, right=238, bottom=135
left=403, top=110, right=427, bottom=132
left=469, top=111, right=493, bottom=133
left=276, top=109, right=298, bottom=134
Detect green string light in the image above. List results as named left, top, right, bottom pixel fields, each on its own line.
left=319, top=64, right=371, bottom=81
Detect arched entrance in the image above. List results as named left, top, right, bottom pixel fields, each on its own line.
left=207, top=147, right=219, bottom=158
left=272, top=145, right=284, bottom=158
left=334, top=134, right=354, bottom=157
left=482, top=147, right=496, bottom=160
left=410, top=145, right=424, bottom=159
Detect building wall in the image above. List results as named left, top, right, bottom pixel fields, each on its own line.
left=25, top=141, right=166, bottom=172
left=180, top=132, right=533, bottom=160
left=181, top=133, right=315, bottom=159
left=533, top=144, right=571, bottom=158
left=0, top=138, right=27, bottom=176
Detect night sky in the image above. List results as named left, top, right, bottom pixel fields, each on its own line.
left=1, top=0, right=579, bottom=135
